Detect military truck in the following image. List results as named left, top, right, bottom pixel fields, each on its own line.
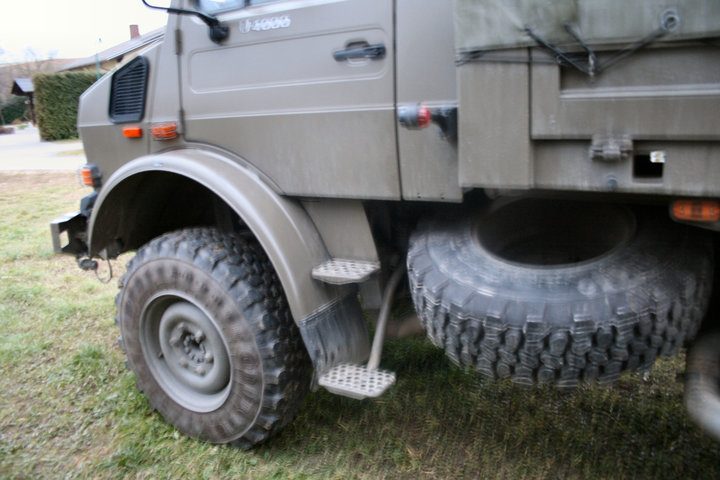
left=51, top=0, right=720, bottom=448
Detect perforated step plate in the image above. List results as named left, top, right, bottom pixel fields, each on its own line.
left=318, top=363, right=396, bottom=400
left=311, top=259, right=380, bottom=285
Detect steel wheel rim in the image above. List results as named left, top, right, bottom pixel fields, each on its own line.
left=140, top=292, right=232, bottom=412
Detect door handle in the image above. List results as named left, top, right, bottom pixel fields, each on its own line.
left=333, top=43, right=386, bottom=62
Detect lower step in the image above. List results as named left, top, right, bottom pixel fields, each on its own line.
left=318, top=363, right=396, bottom=400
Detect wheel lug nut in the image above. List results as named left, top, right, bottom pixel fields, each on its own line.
left=194, top=330, right=205, bottom=342
left=204, top=353, right=214, bottom=363
left=169, top=335, right=182, bottom=347
left=179, top=359, right=189, bottom=368
left=195, top=366, right=206, bottom=376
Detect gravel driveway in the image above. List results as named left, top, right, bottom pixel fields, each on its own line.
left=0, top=125, right=85, bottom=171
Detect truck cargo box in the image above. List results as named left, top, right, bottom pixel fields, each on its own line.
left=455, top=0, right=720, bottom=196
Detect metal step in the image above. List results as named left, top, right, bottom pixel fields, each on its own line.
left=318, top=363, right=396, bottom=400
left=311, top=259, right=380, bottom=285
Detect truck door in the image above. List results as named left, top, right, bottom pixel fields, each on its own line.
left=178, top=0, right=399, bottom=199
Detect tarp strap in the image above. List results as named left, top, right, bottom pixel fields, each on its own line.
left=525, top=23, right=667, bottom=77
left=458, top=20, right=677, bottom=78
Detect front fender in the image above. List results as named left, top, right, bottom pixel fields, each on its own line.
left=89, top=147, right=371, bottom=377
left=89, top=147, right=350, bottom=324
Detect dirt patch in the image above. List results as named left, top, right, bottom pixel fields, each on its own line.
left=0, top=171, right=77, bottom=194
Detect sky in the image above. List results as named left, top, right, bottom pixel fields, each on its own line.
left=0, top=0, right=169, bottom=64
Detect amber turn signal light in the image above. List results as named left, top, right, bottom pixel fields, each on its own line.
left=671, top=200, right=720, bottom=222
left=151, top=122, right=178, bottom=140
left=78, top=164, right=102, bottom=188
left=123, top=126, right=143, bottom=138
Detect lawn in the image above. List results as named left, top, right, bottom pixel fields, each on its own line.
left=1, top=171, right=719, bottom=479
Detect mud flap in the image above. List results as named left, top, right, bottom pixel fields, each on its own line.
left=297, top=291, right=370, bottom=387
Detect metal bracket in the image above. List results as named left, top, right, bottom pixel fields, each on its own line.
left=316, top=266, right=403, bottom=399
left=431, top=107, right=458, bottom=142
left=590, top=134, right=633, bottom=162
left=397, top=104, right=458, bottom=142
left=50, top=211, right=88, bottom=256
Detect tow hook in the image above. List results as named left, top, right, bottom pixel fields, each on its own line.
left=77, top=257, right=98, bottom=271
left=76, top=256, right=113, bottom=284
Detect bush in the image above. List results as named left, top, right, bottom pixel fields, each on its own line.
left=1, top=96, right=27, bottom=125
left=33, top=72, right=97, bottom=141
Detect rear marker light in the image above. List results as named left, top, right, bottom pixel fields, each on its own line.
left=398, top=104, right=432, bottom=129
left=151, top=122, right=178, bottom=140
left=79, top=164, right=102, bottom=188
left=672, top=200, right=720, bottom=222
left=416, top=105, right=432, bottom=128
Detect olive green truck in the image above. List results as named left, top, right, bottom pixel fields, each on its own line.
left=51, top=0, right=720, bottom=447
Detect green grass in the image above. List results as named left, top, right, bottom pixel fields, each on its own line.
left=1, top=171, right=719, bottom=479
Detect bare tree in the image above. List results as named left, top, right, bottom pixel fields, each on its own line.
left=0, top=48, right=60, bottom=103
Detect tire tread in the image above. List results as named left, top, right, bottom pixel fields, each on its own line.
left=117, top=228, right=309, bottom=448
left=407, top=207, right=712, bottom=388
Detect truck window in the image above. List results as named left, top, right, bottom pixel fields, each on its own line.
left=196, top=0, right=278, bottom=14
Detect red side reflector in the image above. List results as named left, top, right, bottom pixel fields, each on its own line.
left=123, top=126, right=143, bottom=138
left=672, top=200, right=720, bottom=222
left=151, top=122, right=178, bottom=140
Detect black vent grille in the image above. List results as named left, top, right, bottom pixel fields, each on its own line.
left=109, top=56, right=149, bottom=123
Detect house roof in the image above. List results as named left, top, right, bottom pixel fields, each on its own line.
left=12, top=78, right=33, bottom=95
left=60, top=26, right=165, bottom=71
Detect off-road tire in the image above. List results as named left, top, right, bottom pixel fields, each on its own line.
left=407, top=198, right=713, bottom=388
left=117, top=228, right=310, bottom=448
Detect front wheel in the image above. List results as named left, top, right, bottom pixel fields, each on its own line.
left=117, top=228, right=310, bottom=448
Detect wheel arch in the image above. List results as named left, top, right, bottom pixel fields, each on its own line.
left=88, top=147, right=351, bottom=323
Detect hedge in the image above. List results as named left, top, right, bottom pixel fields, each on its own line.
left=1, top=96, right=27, bottom=125
left=33, top=72, right=97, bottom=141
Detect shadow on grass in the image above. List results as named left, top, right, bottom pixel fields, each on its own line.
left=261, top=336, right=720, bottom=479
left=95, top=334, right=720, bottom=479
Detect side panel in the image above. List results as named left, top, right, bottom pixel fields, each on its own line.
left=456, top=2, right=720, bottom=196
left=78, top=20, right=180, bottom=182
left=396, top=0, right=461, bottom=201
left=179, top=0, right=400, bottom=199
left=78, top=51, right=154, bottom=175
left=301, top=199, right=379, bottom=262
left=531, top=46, right=720, bottom=140
left=147, top=15, right=184, bottom=154
left=458, top=50, right=532, bottom=189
